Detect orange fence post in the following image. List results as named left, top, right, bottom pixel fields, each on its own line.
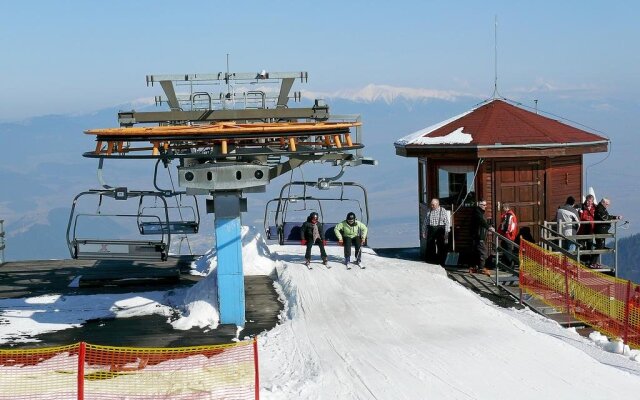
left=624, top=280, right=631, bottom=345
left=254, top=338, right=260, bottom=400
left=77, top=341, right=85, bottom=400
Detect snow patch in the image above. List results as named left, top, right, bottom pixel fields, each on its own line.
left=395, top=108, right=475, bottom=145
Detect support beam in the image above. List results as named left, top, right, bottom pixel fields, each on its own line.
left=277, top=78, right=295, bottom=107
left=213, top=192, right=245, bottom=326
left=159, top=81, right=181, bottom=111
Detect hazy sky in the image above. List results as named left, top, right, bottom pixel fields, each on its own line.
left=2, top=1, right=639, bottom=120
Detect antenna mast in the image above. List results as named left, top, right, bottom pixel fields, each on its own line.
left=493, top=15, right=499, bottom=98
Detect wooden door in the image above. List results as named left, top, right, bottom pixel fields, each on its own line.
left=495, top=161, right=543, bottom=241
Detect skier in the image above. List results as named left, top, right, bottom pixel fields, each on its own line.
left=301, top=212, right=328, bottom=266
left=334, top=212, right=368, bottom=266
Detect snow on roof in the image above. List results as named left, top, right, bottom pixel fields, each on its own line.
left=395, top=108, right=475, bottom=146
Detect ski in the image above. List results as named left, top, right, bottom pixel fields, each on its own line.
left=304, top=261, right=313, bottom=270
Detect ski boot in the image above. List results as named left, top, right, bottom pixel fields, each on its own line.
left=344, top=256, right=350, bottom=266
left=322, top=257, right=328, bottom=266
left=304, top=258, right=311, bottom=267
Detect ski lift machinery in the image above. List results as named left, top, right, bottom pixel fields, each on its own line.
left=75, top=69, right=376, bottom=326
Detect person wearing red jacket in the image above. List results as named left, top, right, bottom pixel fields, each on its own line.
left=497, top=203, right=518, bottom=242
left=578, top=194, right=596, bottom=265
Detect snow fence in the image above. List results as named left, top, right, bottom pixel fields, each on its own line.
left=520, top=240, right=640, bottom=349
left=0, top=339, right=259, bottom=400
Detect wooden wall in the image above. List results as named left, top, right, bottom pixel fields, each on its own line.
left=545, top=156, right=582, bottom=221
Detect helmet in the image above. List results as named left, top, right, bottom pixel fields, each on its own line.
left=309, top=212, right=319, bottom=220
left=346, top=212, right=356, bottom=221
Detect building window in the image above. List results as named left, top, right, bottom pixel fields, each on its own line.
left=419, top=160, right=427, bottom=204
left=437, top=165, right=475, bottom=207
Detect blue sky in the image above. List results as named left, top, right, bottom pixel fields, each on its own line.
left=2, top=1, right=640, bottom=256
left=2, top=1, right=639, bottom=120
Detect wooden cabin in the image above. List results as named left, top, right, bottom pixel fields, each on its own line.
left=394, top=99, right=609, bottom=265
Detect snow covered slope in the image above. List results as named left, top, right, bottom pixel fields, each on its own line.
left=259, top=244, right=640, bottom=400
left=1, top=228, right=640, bottom=399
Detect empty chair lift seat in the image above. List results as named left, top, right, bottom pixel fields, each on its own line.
left=73, top=239, right=168, bottom=261
left=139, top=220, right=199, bottom=235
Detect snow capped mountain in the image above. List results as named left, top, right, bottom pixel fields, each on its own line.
left=303, top=83, right=476, bottom=104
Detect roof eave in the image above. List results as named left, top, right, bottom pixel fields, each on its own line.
left=395, top=140, right=609, bottom=158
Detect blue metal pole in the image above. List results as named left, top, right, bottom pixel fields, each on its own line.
left=213, top=193, right=245, bottom=326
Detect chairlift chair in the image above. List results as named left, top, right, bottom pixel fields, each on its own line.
left=137, top=193, right=200, bottom=235
left=264, top=181, right=370, bottom=245
left=66, top=189, right=171, bottom=261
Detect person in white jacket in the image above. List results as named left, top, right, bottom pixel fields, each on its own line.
left=556, top=196, right=580, bottom=252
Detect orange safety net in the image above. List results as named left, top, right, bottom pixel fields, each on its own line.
left=0, top=340, right=258, bottom=400
left=520, top=240, right=640, bottom=349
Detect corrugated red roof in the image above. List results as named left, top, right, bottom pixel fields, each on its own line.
left=402, top=99, right=607, bottom=146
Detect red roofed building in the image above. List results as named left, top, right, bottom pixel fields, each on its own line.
left=395, top=99, right=609, bottom=265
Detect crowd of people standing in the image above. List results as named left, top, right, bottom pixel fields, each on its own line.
left=302, top=193, right=623, bottom=272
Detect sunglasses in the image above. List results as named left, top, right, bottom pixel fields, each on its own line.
left=347, top=218, right=355, bottom=222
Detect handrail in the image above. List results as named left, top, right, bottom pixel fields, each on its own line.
left=540, top=220, right=621, bottom=276
left=489, top=230, right=521, bottom=286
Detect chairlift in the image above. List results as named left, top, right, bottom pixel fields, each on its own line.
left=137, top=193, right=200, bottom=235
left=66, top=189, right=171, bottom=261
left=263, top=181, right=369, bottom=245
left=133, top=159, right=201, bottom=235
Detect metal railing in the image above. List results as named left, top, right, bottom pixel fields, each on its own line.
left=487, top=230, right=521, bottom=286
left=541, top=220, right=621, bottom=276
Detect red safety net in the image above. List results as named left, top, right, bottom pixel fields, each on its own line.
left=0, top=339, right=259, bottom=400
left=520, top=240, right=640, bottom=349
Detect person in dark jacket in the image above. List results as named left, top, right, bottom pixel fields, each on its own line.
left=594, top=197, right=621, bottom=251
left=469, top=200, right=495, bottom=274
left=301, top=212, right=328, bottom=266
left=514, top=227, right=534, bottom=246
